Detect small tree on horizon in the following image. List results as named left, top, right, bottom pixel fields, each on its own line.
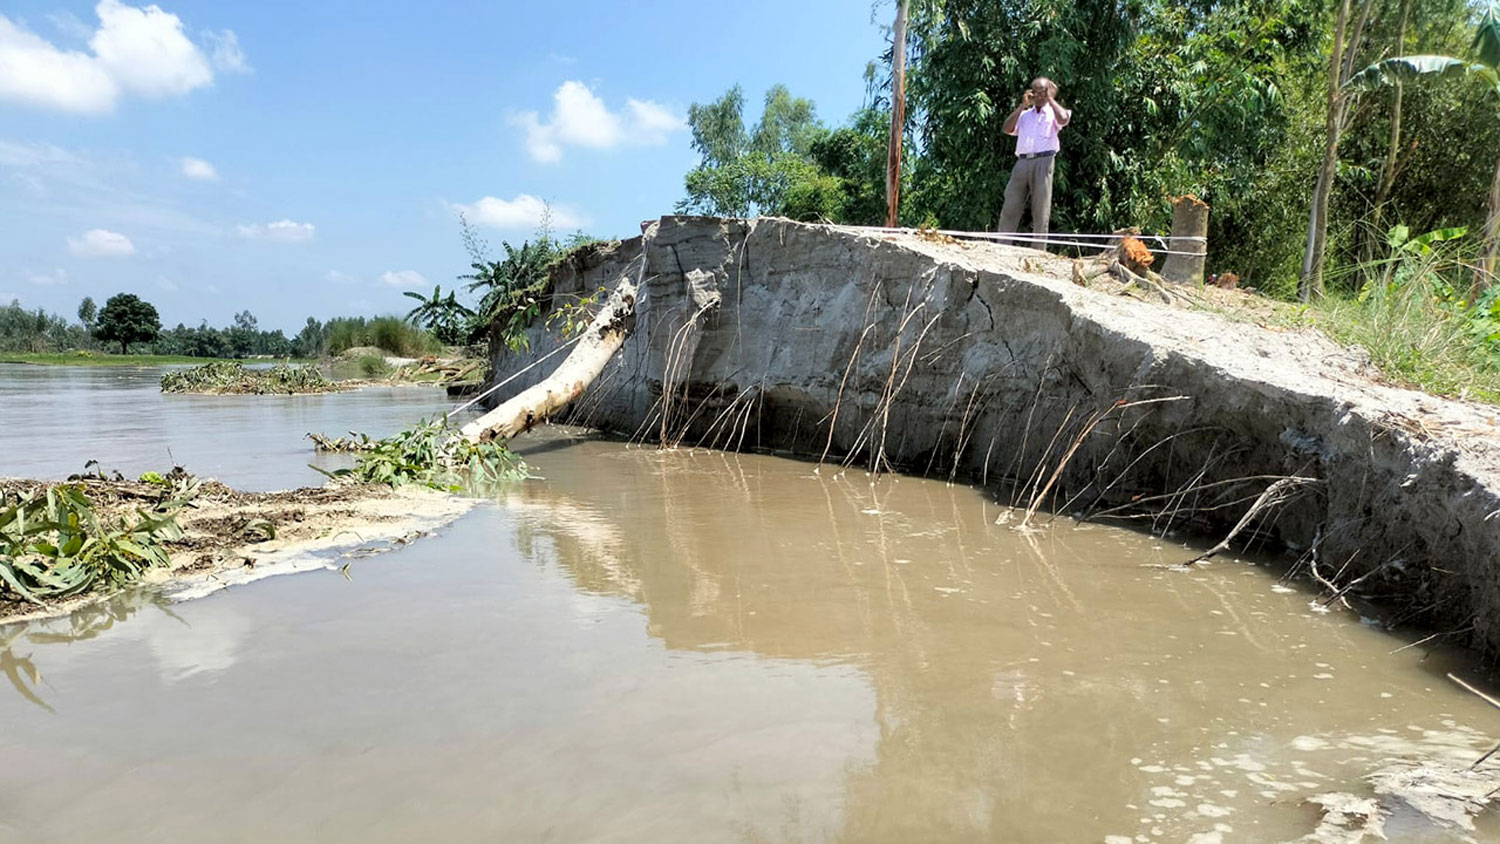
left=77, top=296, right=97, bottom=329
left=94, top=293, right=161, bottom=354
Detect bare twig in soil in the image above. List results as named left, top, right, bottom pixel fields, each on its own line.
left=1183, top=476, right=1320, bottom=565
left=1318, top=546, right=1412, bottom=608
left=1088, top=474, right=1314, bottom=521
left=818, top=319, right=878, bottom=466
left=1016, top=396, right=1189, bottom=531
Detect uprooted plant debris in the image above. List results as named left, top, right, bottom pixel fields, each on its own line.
left=307, top=431, right=375, bottom=452
left=0, top=469, right=197, bottom=604
left=310, top=416, right=530, bottom=491
left=161, top=361, right=344, bottom=395
left=0, top=466, right=462, bottom=619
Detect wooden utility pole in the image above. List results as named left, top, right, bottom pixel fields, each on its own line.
left=885, top=0, right=909, bottom=228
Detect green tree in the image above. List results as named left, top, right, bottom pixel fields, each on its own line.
left=93, top=293, right=161, bottom=354
left=679, top=85, right=846, bottom=220
left=293, top=317, right=325, bottom=358
left=465, top=239, right=558, bottom=349
left=228, top=310, right=258, bottom=358
left=1347, top=5, right=1500, bottom=295
left=811, top=107, right=906, bottom=226
left=77, top=297, right=97, bottom=329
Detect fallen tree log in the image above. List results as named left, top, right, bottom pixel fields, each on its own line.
left=460, top=278, right=638, bottom=443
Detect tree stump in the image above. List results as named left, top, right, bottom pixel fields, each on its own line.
left=1161, top=195, right=1209, bottom=286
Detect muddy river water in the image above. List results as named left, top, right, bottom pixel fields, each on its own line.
left=1, top=364, right=1498, bottom=843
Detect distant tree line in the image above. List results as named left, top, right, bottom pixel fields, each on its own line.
left=1, top=294, right=442, bottom=359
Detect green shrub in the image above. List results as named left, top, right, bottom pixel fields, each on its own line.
left=1310, top=227, right=1500, bottom=403
left=357, top=354, right=390, bottom=378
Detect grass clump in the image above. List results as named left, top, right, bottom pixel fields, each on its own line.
left=1311, top=289, right=1500, bottom=403
left=161, top=361, right=341, bottom=395
left=324, top=316, right=443, bottom=358
left=0, top=478, right=195, bottom=604
left=357, top=354, right=391, bottom=378
left=313, top=417, right=528, bottom=492
left=1305, top=229, right=1500, bottom=403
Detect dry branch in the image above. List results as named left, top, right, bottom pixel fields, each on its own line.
left=1184, top=476, right=1319, bottom=565
left=1016, top=396, right=1189, bottom=530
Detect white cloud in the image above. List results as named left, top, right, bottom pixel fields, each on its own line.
left=179, top=156, right=218, bottom=181
left=67, top=227, right=135, bottom=256
left=236, top=219, right=315, bottom=242
left=449, top=194, right=586, bottom=231
left=627, top=98, right=685, bottom=140
left=202, top=29, right=249, bottom=73
left=91, top=0, right=210, bottom=97
left=512, top=80, right=685, bottom=163
left=25, top=267, right=68, bottom=286
left=0, top=1, right=244, bottom=114
left=380, top=270, right=427, bottom=288
left=0, top=16, right=117, bottom=113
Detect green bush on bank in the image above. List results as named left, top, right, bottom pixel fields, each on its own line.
left=1266, top=226, right=1500, bottom=403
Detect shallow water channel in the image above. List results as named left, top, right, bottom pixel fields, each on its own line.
left=2, top=364, right=1498, bottom=843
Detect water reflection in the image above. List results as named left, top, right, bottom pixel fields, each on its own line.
left=0, top=585, right=256, bottom=712
left=1, top=427, right=1496, bottom=841
left=0, top=589, right=181, bottom=711
left=500, top=438, right=1500, bottom=843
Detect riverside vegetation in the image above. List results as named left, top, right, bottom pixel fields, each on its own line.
left=0, top=419, right=526, bottom=613
left=656, top=0, right=1500, bottom=404
left=159, top=361, right=341, bottom=395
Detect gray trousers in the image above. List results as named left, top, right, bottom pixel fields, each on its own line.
left=997, top=155, right=1055, bottom=238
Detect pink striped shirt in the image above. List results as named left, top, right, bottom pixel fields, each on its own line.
left=1014, top=104, right=1067, bottom=156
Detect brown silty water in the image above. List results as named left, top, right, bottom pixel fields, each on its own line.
left=1, top=375, right=1498, bottom=842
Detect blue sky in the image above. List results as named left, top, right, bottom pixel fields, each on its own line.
left=1, top=0, right=888, bottom=332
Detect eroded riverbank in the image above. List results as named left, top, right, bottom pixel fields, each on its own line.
left=483, top=216, right=1500, bottom=662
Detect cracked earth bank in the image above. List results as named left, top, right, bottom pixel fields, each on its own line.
left=485, top=215, right=1500, bottom=659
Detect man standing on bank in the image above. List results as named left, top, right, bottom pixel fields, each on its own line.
left=998, top=77, right=1071, bottom=242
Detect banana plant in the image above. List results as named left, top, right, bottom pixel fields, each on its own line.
left=1345, top=7, right=1500, bottom=298
left=402, top=284, right=474, bottom=346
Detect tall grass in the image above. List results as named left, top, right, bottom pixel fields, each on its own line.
left=324, top=316, right=442, bottom=357
left=1309, top=230, right=1500, bottom=403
